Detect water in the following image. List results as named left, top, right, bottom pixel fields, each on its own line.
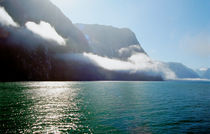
left=0, top=81, right=210, bottom=134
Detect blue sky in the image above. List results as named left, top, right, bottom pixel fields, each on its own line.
left=51, top=0, right=210, bottom=69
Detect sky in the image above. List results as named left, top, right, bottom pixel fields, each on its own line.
left=50, top=0, right=210, bottom=69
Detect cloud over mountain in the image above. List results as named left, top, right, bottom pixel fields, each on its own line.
left=0, top=0, right=202, bottom=81
left=0, top=6, right=18, bottom=27
left=26, top=21, right=66, bottom=45
left=0, top=3, right=163, bottom=81
left=83, top=53, right=176, bottom=80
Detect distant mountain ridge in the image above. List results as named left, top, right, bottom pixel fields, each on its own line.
left=196, top=68, right=210, bottom=79
left=167, top=62, right=200, bottom=78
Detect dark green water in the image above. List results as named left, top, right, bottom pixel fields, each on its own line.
left=0, top=81, right=210, bottom=134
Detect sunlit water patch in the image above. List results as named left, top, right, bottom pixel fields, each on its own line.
left=0, top=81, right=210, bottom=133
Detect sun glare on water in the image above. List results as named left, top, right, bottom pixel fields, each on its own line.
left=23, top=82, right=84, bottom=133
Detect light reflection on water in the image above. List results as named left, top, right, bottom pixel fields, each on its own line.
left=0, top=81, right=210, bottom=133
left=25, top=82, right=81, bottom=133
left=0, top=82, right=91, bottom=133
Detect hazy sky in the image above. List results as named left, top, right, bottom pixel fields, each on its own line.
left=51, top=0, right=210, bottom=69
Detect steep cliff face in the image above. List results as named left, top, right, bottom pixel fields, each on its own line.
left=0, top=0, right=163, bottom=81
left=76, top=24, right=146, bottom=59
left=0, top=0, right=90, bottom=53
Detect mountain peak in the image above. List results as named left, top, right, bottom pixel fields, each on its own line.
left=76, top=23, right=146, bottom=59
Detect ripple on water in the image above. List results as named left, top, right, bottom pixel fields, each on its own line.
left=0, top=81, right=210, bottom=133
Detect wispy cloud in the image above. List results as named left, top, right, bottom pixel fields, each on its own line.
left=0, top=6, right=19, bottom=27
left=118, top=45, right=143, bottom=58
left=25, top=21, right=66, bottom=45
left=83, top=52, right=176, bottom=80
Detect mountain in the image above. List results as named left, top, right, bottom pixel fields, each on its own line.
left=197, top=68, right=210, bottom=79
left=76, top=23, right=146, bottom=59
left=76, top=24, right=203, bottom=80
left=167, top=62, right=200, bottom=78
left=203, top=69, right=210, bottom=79
left=0, top=0, right=90, bottom=53
left=0, top=0, right=200, bottom=81
left=0, top=0, right=163, bottom=81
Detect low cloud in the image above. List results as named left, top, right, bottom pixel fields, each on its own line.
left=83, top=52, right=176, bottom=80
left=0, top=8, right=66, bottom=47
left=0, top=6, right=19, bottom=27
left=199, top=67, right=208, bottom=71
left=118, top=45, right=143, bottom=58
left=25, top=21, right=66, bottom=45
left=0, top=5, right=176, bottom=81
left=118, top=44, right=144, bottom=59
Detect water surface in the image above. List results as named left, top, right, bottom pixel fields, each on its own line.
left=0, top=81, right=210, bottom=133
